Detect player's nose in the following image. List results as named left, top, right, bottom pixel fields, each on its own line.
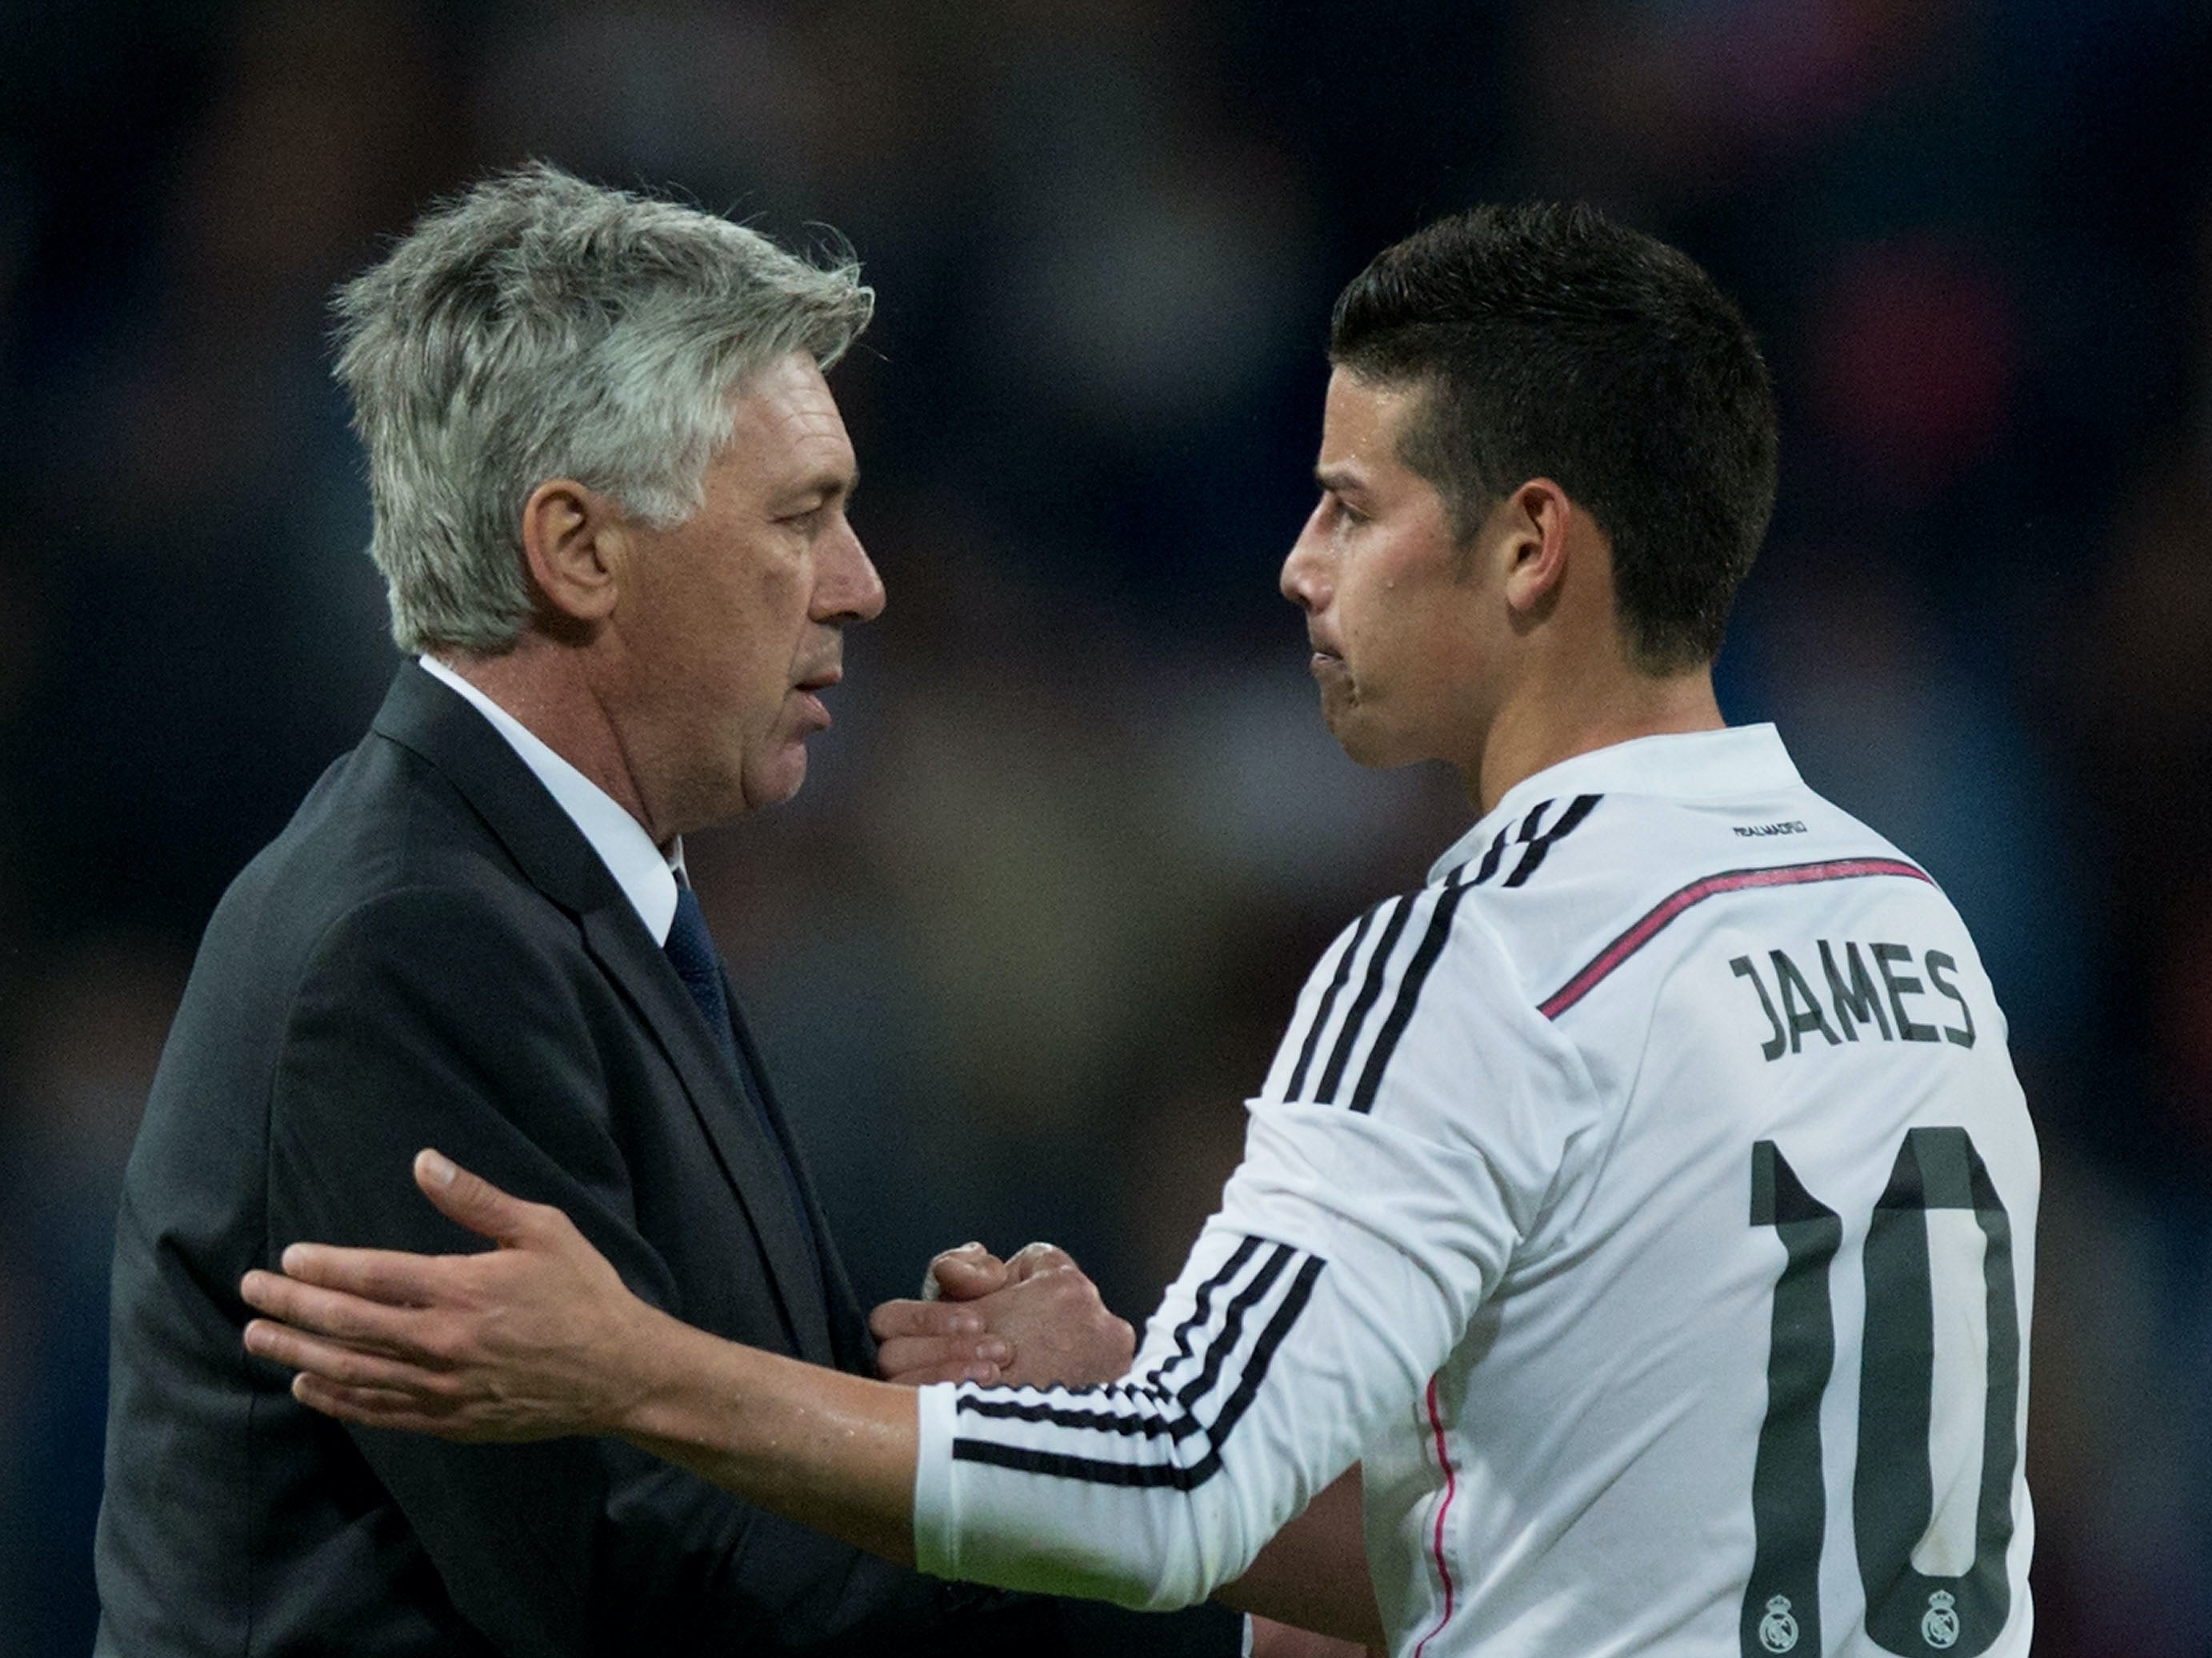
left=1281, top=508, right=1330, bottom=612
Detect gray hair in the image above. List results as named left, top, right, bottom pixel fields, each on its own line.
left=333, top=162, right=874, bottom=654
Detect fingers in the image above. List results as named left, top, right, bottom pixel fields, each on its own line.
left=875, top=1335, right=1012, bottom=1385
left=250, top=1155, right=578, bottom=1332
left=924, top=1256, right=1005, bottom=1300
left=244, top=1316, right=451, bottom=1394
left=414, top=1149, right=561, bottom=1248
left=249, top=1316, right=564, bottom=1444
left=291, top=1373, right=478, bottom=1440
left=265, top=1241, right=463, bottom=1306
left=928, top=1244, right=1008, bottom=1300
left=967, top=1256, right=1134, bottom=1388
left=877, top=1352, right=1008, bottom=1386
left=923, top=1242, right=1008, bottom=1302
left=870, top=1297, right=1009, bottom=1384
left=241, top=1268, right=439, bottom=1355
left=882, top=1242, right=1123, bottom=1388
left=870, top=1298, right=983, bottom=1343
left=1002, top=1241, right=1076, bottom=1284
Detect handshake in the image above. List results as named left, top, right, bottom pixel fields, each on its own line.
left=870, top=1241, right=1135, bottom=1389
left=241, top=1154, right=1382, bottom=1658
left=874, top=1247, right=1374, bottom=1658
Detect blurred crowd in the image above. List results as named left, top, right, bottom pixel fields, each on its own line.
left=2, top=2, right=2207, bottom=1652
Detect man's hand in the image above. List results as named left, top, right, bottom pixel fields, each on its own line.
left=870, top=1242, right=1134, bottom=1388
left=238, top=1149, right=670, bottom=1440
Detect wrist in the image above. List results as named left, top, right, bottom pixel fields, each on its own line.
left=606, top=1300, right=702, bottom=1440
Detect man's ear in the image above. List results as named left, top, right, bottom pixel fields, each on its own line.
left=1499, top=477, right=1574, bottom=620
left=520, top=478, right=624, bottom=626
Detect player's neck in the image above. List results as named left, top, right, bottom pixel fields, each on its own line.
left=437, top=636, right=663, bottom=841
left=1464, top=660, right=1724, bottom=815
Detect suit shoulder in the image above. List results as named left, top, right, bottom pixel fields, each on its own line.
left=208, top=732, right=554, bottom=965
left=288, top=881, right=586, bottom=1021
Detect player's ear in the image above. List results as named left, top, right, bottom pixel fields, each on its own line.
left=520, top=478, right=624, bottom=628
left=1498, top=477, right=1574, bottom=620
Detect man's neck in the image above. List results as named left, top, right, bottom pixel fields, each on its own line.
left=434, top=639, right=662, bottom=841
left=1465, top=664, right=1725, bottom=815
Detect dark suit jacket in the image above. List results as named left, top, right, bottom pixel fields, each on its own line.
left=94, top=662, right=1238, bottom=1656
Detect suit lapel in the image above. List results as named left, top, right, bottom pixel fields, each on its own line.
left=724, top=994, right=875, bottom=1371
left=370, top=663, right=838, bottom=1364
left=582, top=911, right=835, bottom=1363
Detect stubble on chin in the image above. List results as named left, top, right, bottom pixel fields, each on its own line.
left=1322, top=689, right=1410, bottom=771
left=1317, top=673, right=1361, bottom=735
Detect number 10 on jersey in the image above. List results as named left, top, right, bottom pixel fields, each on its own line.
left=1744, top=1127, right=2021, bottom=1657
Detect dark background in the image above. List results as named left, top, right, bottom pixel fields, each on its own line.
left=2, top=2, right=2207, bottom=1652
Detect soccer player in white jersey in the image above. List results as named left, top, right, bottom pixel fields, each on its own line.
left=239, top=205, right=2038, bottom=1658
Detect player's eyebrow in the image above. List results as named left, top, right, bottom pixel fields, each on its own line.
left=1314, top=462, right=1367, bottom=497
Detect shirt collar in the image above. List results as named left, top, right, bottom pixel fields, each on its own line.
left=1427, top=724, right=1803, bottom=885
left=419, top=655, right=684, bottom=945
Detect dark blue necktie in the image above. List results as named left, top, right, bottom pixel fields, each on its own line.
left=664, top=881, right=822, bottom=1284
left=665, top=882, right=741, bottom=1069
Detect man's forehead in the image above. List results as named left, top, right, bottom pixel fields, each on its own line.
left=728, top=352, right=857, bottom=481
left=1317, top=367, right=1426, bottom=476
left=733, top=353, right=845, bottom=432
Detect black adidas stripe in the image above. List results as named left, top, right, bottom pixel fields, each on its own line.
left=1314, top=894, right=1418, bottom=1101
left=1468, top=823, right=1514, bottom=885
left=1348, top=869, right=1475, bottom=1114
left=1285, top=902, right=1382, bottom=1099
left=1144, top=1233, right=1261, bottom=1390
left=1502, top=793, right=1600, bottom=889
left=1198, top=1253, right=1326, bottom=1460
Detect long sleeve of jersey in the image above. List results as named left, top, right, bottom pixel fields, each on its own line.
left=911, top=884, right=1602, bottom=1608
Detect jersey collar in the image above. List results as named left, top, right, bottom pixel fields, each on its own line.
left=1428, top=724, right=1803, bottom=885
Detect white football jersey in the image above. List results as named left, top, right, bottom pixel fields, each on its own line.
left=914, top=725, right=2036, bottom=1658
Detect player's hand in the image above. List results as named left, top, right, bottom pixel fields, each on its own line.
left=921, top=1240, right=1013, bottom=1304
left=870, top=1242, right=1134, bottom=1388
left=871, top=1242, right=1014, bottom=1384
left=983, top=1242, right=1137, bottom=1380
left=238, top=1149, right=666, bottom=1441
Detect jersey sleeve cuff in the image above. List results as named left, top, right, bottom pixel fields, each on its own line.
left=911, top=1380, right=961, bottom=1580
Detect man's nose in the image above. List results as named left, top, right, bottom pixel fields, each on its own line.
left=1280, top=507, right=1329, bottom=611
left=818, top=517, right=886, bottom=625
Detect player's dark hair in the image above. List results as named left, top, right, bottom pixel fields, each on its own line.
left=1329, top=203, right=1778, bottom=671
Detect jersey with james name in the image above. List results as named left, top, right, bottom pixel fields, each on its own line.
left=914, top=725, right=2037, bottom=1658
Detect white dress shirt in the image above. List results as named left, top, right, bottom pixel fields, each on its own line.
left=418, top=655, right=683, bottom=945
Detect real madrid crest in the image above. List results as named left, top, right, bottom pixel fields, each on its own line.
left=1757, top=1594, right=1800, bottom=1652
left=1921, top=1589, right=1960, bottom=1649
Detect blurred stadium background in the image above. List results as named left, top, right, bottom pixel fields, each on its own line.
left=2, top=1, right=2207, bottom=1652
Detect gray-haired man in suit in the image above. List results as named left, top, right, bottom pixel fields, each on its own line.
left=94, top=163, right=1242, bottom=1658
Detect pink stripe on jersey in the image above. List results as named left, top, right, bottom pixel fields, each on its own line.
left=1538, top=857, right=1934, bottom=1021
left=1411, top=1372, right=1459, bottom=1658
